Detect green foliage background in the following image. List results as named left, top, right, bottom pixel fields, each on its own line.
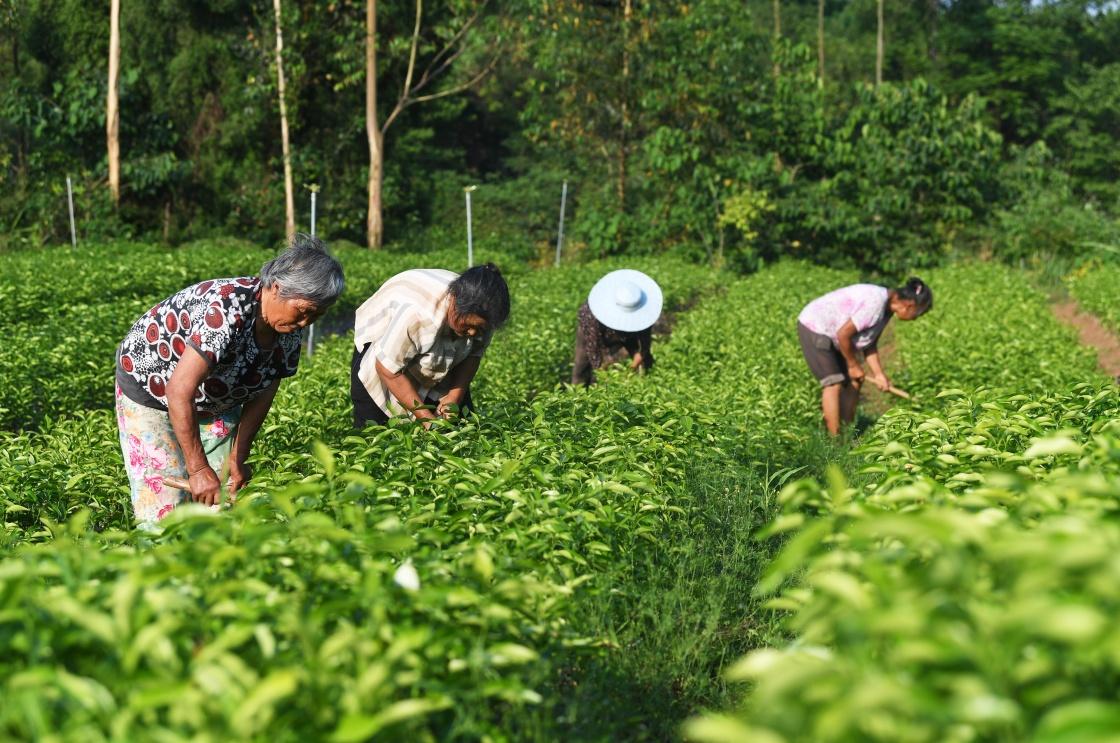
left=2, top=0, right=1118, bottom=268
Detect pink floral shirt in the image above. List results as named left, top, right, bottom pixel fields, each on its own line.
left=798, top=284, right=890, bottom=350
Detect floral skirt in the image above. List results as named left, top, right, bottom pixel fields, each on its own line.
left=115, top=384, right=241, bottom=528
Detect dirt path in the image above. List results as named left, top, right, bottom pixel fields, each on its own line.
left=1051, top=300, right=1120, bottom=379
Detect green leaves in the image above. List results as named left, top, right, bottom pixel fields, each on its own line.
left=696, top=384, right=1120, bottom=742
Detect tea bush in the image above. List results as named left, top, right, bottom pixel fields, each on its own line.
left=1, top=244, right=1111, bottom=740
left=1066, top=261, right=1120, bottom=336
left=686, top=386, right=1120, bottom=741
left=891, top=262, right=1099, bottom=396
left=0, top=241, right=718, bottom=431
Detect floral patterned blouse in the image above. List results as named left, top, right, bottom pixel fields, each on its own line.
left=577, top=302, right=654, bottom=370
left=115, top=277, right=301, bottom=414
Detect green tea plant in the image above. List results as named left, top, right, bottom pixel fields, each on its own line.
left=4, top=243, right=1114, bottom=740
left=1066, top=261, right=1120, bottom=337
left=891, top=262, right=1101, bottom=396
left=687, top=384, right=1120, bottom=743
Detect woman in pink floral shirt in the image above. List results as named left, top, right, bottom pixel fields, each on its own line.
left=115, top=235, right=344, bottom=529
left=797, top=278, right=932, bottom=435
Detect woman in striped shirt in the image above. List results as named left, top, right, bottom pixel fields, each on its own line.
left=350, top=264, right=510, bottom=427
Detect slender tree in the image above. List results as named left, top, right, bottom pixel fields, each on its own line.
left=366, top=0, right=497, bottom=249
left=876, top=0, right=884, bottom=86
left=817, top=0, right=825, bottom=81
left=366, top=0, right=382, bottom=249
left=773, top=0, right=781, bottom=77
left=272, top=0, right=296, bottom=237
left=106, top=0, right=120, bottom=206
left=619, top=0, right=632, bottom=212
left=927, top=0, right=938, bottom=62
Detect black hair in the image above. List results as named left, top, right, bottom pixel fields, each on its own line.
left=448, top=263, right=511, bottom=329
left=895, top=277, right=933, bottom=317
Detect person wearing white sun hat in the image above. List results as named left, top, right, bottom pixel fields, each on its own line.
left=571, top=269, right=663, bottom=386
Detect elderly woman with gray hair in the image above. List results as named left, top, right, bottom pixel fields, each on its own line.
left=114, top=234, right=344, bottom=528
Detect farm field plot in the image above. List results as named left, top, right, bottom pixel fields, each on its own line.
left=0, top=245, right=1114, bottom=741
left=1067, top=262, right=1120, bottom=337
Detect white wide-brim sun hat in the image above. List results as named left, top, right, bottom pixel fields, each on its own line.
left=587, top=269, right=663, bottom=333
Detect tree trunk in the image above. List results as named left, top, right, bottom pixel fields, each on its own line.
left=272, top=0, right=296, bottom=237
left=772, top=0, right=781, bottom=77
left=876, top=0, right=884, bottom=87
left=927, top=0, right=938, bottom=61
left=366, top=0, right=383, bottom=249
left=618, top=0, right=631, bottom=215
left=817, top=0, right=825, bottom=81
left=106, top=0, right=120, bottom=206
left=13, top=22, right=27, bottom=180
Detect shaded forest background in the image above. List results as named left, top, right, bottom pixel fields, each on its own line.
left=2, top=0, right=1118, bottom=273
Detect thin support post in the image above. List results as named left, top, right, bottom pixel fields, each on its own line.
left=307, top=188, right=319, bottom=357
left=66, top=176, right=77, bottom=248
left=464, top=186, right=477, bottom=268
left=555, top=179, right=568, bottom=267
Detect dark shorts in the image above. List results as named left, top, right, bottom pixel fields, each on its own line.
left=350, top=343, right=473, bottom=428
left=798, top=322, right=848, bottom=388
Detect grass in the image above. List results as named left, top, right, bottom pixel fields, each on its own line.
left=501, top=459, right=781, bottom=740
left=503, top=426, right=872, bottom=741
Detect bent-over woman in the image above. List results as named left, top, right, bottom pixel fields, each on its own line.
left=571, top=269, right=662, bottom=386
left=798, top=278, right=932, bottom=435
left=351, top=264, right=510, bottom=427
left=115, top=234, right=344, bottom=527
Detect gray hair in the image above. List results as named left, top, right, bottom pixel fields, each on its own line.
left=259, top=233, right=345, bottom=307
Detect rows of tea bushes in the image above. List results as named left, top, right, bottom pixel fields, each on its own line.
left=0, top=253, right=850, bottom=740
left=0, top=242, right=719, bottom=537
left=0, top=240, right=717, bottom=430
left=891, top=262, right=1099, bottom=396
left=3, top=247, right=1112, bottom=740
left=1066, top=261, right=1120, bottom=336
left=0, top=240, right=491, bottom=431
left=687, top=263, right=1117, bottom=742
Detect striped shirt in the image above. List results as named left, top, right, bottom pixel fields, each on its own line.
left=354, top=269, right=491, bottom=417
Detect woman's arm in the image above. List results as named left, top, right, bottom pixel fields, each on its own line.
left=438, top=355, right=482, bottom=416
left=227, top=380, right=280, bottom=493
left=630, top=329, right=653, bottom=373
left=375, top=358, right=438, bottom=423
left=166, top=350, right=222, bottom=505
left=835, top=320, right=865, bottom=382
left=864, top=348, right=891, bottom=390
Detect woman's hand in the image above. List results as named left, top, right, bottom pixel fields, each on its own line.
left=227, top=460, right=252, bottom=496
left=847, top=364, right=865, bottom=383
left=437, top=389, right=467, bottom=419
left=630, top=351, right=644, bottom=373
left=189, top=465, right=223, bottom=506
left=871, top=373, right=892, bottom=392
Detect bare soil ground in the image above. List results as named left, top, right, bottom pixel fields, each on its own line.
left=1051, top=300, right=1120, bottom=379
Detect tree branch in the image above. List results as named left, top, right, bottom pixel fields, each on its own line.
left=400, top=0, right=423, bottom=103
left=408, top=3, right=487, bottom=98
left=408, top=53, right=499, bottom=105
left=380, top=2, right=495, bottom=136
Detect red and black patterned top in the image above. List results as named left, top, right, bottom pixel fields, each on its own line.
left=115, top=277, right=302, bottom=414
